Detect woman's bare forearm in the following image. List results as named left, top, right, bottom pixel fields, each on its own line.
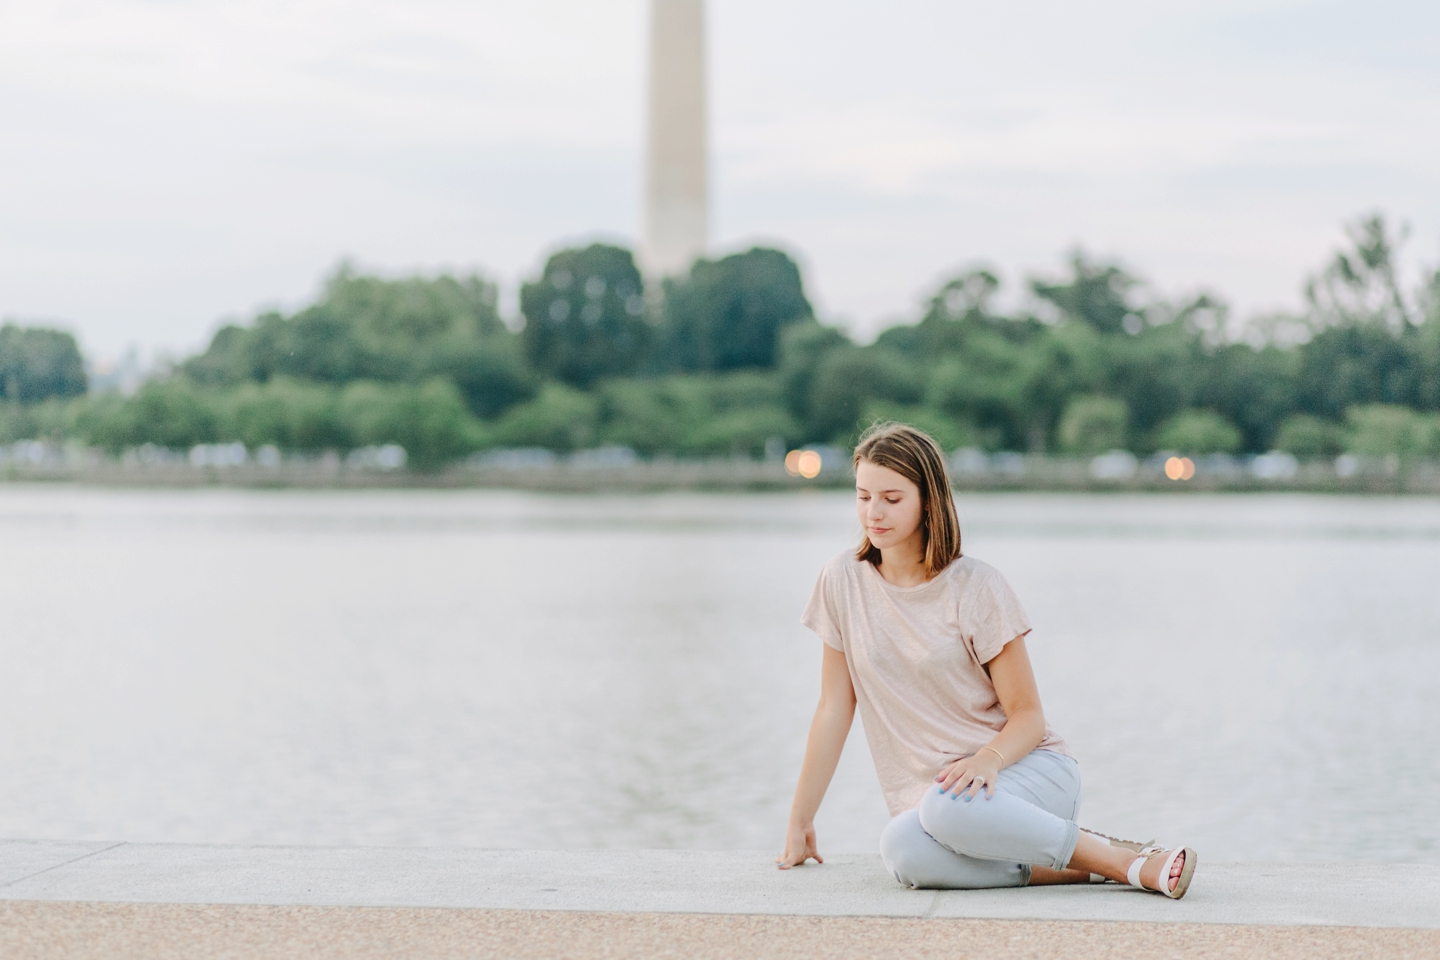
left=788, top=645, right=857, bottom=828
left=981, top=637, right=1048, bottom=768
left=788, top=699, right=855, bottom=827
left=981, top=705, right=1045, bottom=767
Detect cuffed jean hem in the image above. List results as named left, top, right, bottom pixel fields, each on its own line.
left=1053, top=818, right=1081, bottom=871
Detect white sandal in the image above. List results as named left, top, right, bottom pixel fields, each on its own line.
left=1080, top=828, right=1156, bottom=883
left=1125, top=844, right=1197, bottom=900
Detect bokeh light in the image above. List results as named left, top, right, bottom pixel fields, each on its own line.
left=785, top=449, right=822, bottom=479
left=1165, top=456, right=1196, bottom=481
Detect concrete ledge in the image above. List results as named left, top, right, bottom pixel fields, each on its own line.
left=2, top=841, right=1435, bottom=930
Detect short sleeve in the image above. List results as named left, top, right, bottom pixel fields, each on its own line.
left=967, top=568, right=1032, bottom=664
left=801, top=565, right=845, bottom=652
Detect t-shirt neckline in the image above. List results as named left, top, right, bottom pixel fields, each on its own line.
left=862, top=557, right=947, bottom=594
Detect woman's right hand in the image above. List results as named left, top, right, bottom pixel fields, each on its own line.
left=775, top=821, right=823, bottom=869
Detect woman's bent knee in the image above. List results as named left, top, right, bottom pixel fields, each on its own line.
left=917, top=782, right=1023, bottom=861
left=880, top=806, right=1029, bottom=890
left=879, top=810, right=931, bottom=887
left=917, top=784, right=981, bottom=845
left=917, top=780, right=1076, bottom=870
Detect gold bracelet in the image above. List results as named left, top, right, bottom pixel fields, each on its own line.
left=980, top=745, right=1006, bottom=765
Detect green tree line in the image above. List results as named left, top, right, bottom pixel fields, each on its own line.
left=5, top=215, right=1440, bottom=468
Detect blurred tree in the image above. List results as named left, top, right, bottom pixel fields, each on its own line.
left=682, top=371, right=798, bottom=456
left=776, top=320, right=851, bottom=431
left=421, top=336, right=538, bottom=418
left=183, top=267, right=532, bottom=419
left=337, top=379, right=482, bottom=470
left=877, top=267, right=1042, bottom=360
left=319, top=265, right=505, bottom=348
left=0, top=398, right=75, bottom=443
left=594, top=379, right=698, bottom=455
left=683, top=407, right=800, bottom=457
left=1415, top=414, right=1440, bottom=458
left=1057, top=396, right=1127, bottom=455
left=1153, top=410, right=1242, bottom=454
left=1020, top=323, right=1110, bottom=444
left=70, top=394, right=135, bottom=452
left=42, top=212, right=1440, bottom=470
left=0, top=403, right=26, bottom=443
left=489, top=384, right=598, bottom=452
left=222, top=378, right=345, bottom=451
left=1344, top=404, right=1424, bottom=458
left=1031, top=253, right=1143, bottom=335
left=1288, top=217, right=1432, bottom=421
left=519, top=245, right=648, bottom=388
left=926, top=335, right=1039, bottom=450
left=336, top=381, right=411, bottom=448
left=1295, top=325, right=1417, bottom=418
left=590, top=371, right=801, bottom=457
left=1100, top=323, right=1203, bottom=443
left=186, top=310, right=369, bottom=386
left=1274, top=414, right=1346, bottom=458
left=127, top=380, right=222, bottom=449
left=0, top=324, right=87, bottom=402
left=705, top=370, right=786, bottom=414
left=1412, top=272, right=1440, bottom=410
left=806, top=346, right=923, bottom=444
left=390, top=379, right=486, bottom=470
left=859, top=402, right=977, bottom=452
left=655, top=247, right=813, bottom=372
left=1305, top=215, right=1413, bottom=332
left=1197, top=343, right=1299, bottom=452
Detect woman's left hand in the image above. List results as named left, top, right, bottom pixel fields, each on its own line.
left=936, top=753, right=1001, bottom=799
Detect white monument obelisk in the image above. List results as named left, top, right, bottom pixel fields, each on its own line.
left=642, top=0, right=708, bottom=277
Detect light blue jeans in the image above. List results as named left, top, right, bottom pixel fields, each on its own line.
left=879, top=749, right=1082, bottom=889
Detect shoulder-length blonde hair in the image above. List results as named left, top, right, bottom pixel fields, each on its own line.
left=853, top=422, right=962, bottom=578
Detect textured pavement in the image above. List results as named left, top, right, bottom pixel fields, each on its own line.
left=2, top=841, right=1436, bottom=928
left=2, top=841, right=1437, bottom=959
left=4, top=903, right=1439, bottom=960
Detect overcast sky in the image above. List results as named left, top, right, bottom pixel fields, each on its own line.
left=2, top=0, right=1438, bottom=359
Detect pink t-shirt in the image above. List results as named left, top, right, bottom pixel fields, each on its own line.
left=802, top=551, right=1071, bottom=815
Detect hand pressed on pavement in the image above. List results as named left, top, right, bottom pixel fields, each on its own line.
left=775, top=822, right=823, bottom=869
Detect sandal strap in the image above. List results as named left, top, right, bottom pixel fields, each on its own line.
left=1126, top=855, right=1147, bottom=889
left=1079, top=827, right=1157, bottom=853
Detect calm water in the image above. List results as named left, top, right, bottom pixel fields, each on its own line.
left=1, top=487, right=1437, bottom=863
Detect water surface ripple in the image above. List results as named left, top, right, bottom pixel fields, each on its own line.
left=1, top=487, right=1435, bottom=862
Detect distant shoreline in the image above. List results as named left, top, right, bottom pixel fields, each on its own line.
left=3, top=454, right=1438, bottom=495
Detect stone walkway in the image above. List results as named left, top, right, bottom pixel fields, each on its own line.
left=2, top=841, right=1436, bottom=959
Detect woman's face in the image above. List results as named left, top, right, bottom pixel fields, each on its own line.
left=855, top=458, right=924, bottom=552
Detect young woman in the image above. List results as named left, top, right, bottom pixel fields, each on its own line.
left=776, top=423, right=1196, bottom=897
